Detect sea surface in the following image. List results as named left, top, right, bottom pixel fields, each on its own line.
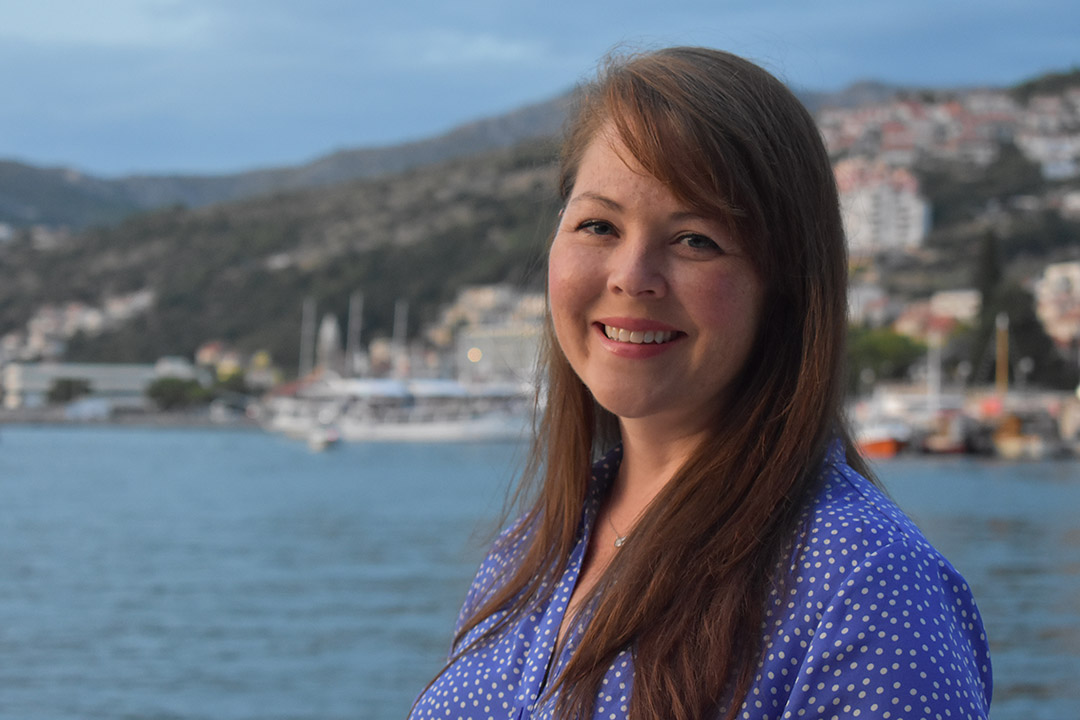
left=0, top=425, right=1075, bottom=720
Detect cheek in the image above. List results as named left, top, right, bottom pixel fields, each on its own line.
left=547, top=241, right=602, bottom=365
left=691, top=274, right=764, bottom=352
left=546, top=241, right=589, bottom=323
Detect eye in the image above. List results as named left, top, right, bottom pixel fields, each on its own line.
left=577, top=219, right=617, bottom=237
left=676, top=233, right=722, bottom=252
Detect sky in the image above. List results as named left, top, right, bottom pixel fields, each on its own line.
left=2, top=0, right=1078, bottom=177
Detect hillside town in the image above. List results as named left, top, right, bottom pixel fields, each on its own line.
left=2, top=82, right=1080, bottom=457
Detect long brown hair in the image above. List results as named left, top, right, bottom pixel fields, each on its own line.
left=453, top=47, right=872, bottom=719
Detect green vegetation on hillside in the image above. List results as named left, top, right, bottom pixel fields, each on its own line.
left=4, top=140, right=560, bottom=371
left=1010, top=68, right=1080, bottom=104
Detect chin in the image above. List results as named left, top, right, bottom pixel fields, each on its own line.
left=590, top=391, right=673, bottom=424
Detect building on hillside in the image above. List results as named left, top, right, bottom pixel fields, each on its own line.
left=834, top=157, right=930, bottom=257
left=1015, top=132, right=1080, bottom=179
left=929, top=289, right=981, bottom=325
left=455, top=324, right=541, bottom=385
left=426, top=285, right=545, bottom=383
left=891, top=289, right=981, bottom=343
left=1035, top=261, right=1080, bottom=351
left=848, top=284, right=895, bottom=327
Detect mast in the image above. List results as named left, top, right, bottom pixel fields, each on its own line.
left=392, top=299, right=409, bottom=378
left=995, top=312, right=1009, bottom=396
left=299, top=297, right=316, bottom=379
left=345, top=292, right=364, bottom=377
left=927, top=330, right=942, bottom=418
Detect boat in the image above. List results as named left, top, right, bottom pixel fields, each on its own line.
left=258, top=375, right=531, bottom=443
left=306, top=424, right=341, bottom=452
left=918, top=409, right=977, bottom=455
left=855, top=418, right=913, bottom=459
left=992, top=411, right=1066, bottom=460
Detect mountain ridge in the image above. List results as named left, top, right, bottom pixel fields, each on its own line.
left=0, top=77, right=966, bottom=229
left=0, top=93, right=575, bottom=228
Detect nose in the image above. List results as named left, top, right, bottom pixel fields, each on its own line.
left=607, top=239, right=667, bottom=297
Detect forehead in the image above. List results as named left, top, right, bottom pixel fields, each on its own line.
left=568, top=129, right=734, bottom=233
left=568, top=131, right=665, bottom=200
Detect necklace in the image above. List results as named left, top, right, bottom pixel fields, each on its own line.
left=606, top=512, right=628, bottom=548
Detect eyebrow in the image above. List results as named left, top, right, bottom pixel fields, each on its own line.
left=568, top=191, right=713, bottom=224
left=568, top=191, right=623, bottom=212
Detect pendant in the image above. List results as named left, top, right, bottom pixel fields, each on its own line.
left=614, top=536, right=627, bottom=548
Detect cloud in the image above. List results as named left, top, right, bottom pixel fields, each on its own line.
left=377, top=28, right=549, bottom=69
left=0, top=0, right=221, bottom=49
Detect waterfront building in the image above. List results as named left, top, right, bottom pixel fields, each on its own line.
left=455, top=323, right=540, bottom=385
left=1, top=362, right=158, bottom=410
left=427, top=285, right=545, bottom=383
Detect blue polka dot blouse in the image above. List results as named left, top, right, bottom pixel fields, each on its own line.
left=410, top=442, right=992, bottom=719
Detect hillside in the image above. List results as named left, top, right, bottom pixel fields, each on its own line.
left=0, top=140, right=561, bottom=368
left=0, top=94, right=573, bottom=230
left=0, top=83, right=902, bottom=231
left=2, top=70, right=1079, bottom=377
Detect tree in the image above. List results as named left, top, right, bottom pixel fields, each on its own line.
left=214, top=371, right=250, bottom=395
left=847, top=327, right=927, bottom=394
left=47, top=378, right=92, bottom=404
left=973, top=231, right=1002, bottom=323
left=146, top=377, right=209, bottom=410
left=977, top=284, right=1080, bottom=389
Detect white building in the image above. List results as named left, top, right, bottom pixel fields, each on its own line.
left=455, top=323, right=541, bottom=384
left=428, top=285, right=545, bottom=383
left=1035, top=261, right=1080, bottom=348
left=1, top=362, right=158, bottom=410
left=848, top=284, right=893, bottom=326
left=929, top=289, right=981, bottom=324
left=835, top=157, right=930, bottom=256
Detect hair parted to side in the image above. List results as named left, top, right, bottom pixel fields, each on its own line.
left=450, top=47, right=872, bottom=720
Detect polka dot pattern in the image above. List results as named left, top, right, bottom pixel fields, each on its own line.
left=409, top=442, right=992, bottom=719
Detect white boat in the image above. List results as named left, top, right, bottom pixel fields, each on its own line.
left=306, top=424, right=341, bottom=452
left=259, top=376, right=531, bottom=443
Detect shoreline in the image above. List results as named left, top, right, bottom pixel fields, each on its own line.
left=0, top=407, right=261, bottom=431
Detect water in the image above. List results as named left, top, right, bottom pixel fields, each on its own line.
left=0, top=426, right=1076, bottom=719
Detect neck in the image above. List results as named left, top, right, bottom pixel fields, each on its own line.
left=612, top=418, right=706, bottom=509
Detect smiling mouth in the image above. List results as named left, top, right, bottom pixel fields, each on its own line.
left=603, top=324, right=678, bottom=345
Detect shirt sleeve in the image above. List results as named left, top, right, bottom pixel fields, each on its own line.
left=777, top=538, right=992, bottom=720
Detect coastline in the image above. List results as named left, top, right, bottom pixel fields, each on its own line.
left=0, top=406, right=261, bottom=431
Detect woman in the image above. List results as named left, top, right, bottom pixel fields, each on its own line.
left=410, top=47, right=992, bottom=720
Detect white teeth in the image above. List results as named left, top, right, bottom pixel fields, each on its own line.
left=604, top=325, right=674, bottom=344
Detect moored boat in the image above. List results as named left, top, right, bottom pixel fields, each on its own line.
left=855, top=418, right=913, bottom=459
left=258, top=375, right=531, bottom=444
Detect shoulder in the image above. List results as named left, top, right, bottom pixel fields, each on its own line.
left=455, top=514, right=533, bottom=633
left=453, top=447, right=619, bottom=639
left=750, top=451, right=993, bottom=718
left=795, top=450, right=986, bottom=639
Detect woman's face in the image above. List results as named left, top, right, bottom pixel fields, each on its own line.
left=548, top=129, right=765, bottom=440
